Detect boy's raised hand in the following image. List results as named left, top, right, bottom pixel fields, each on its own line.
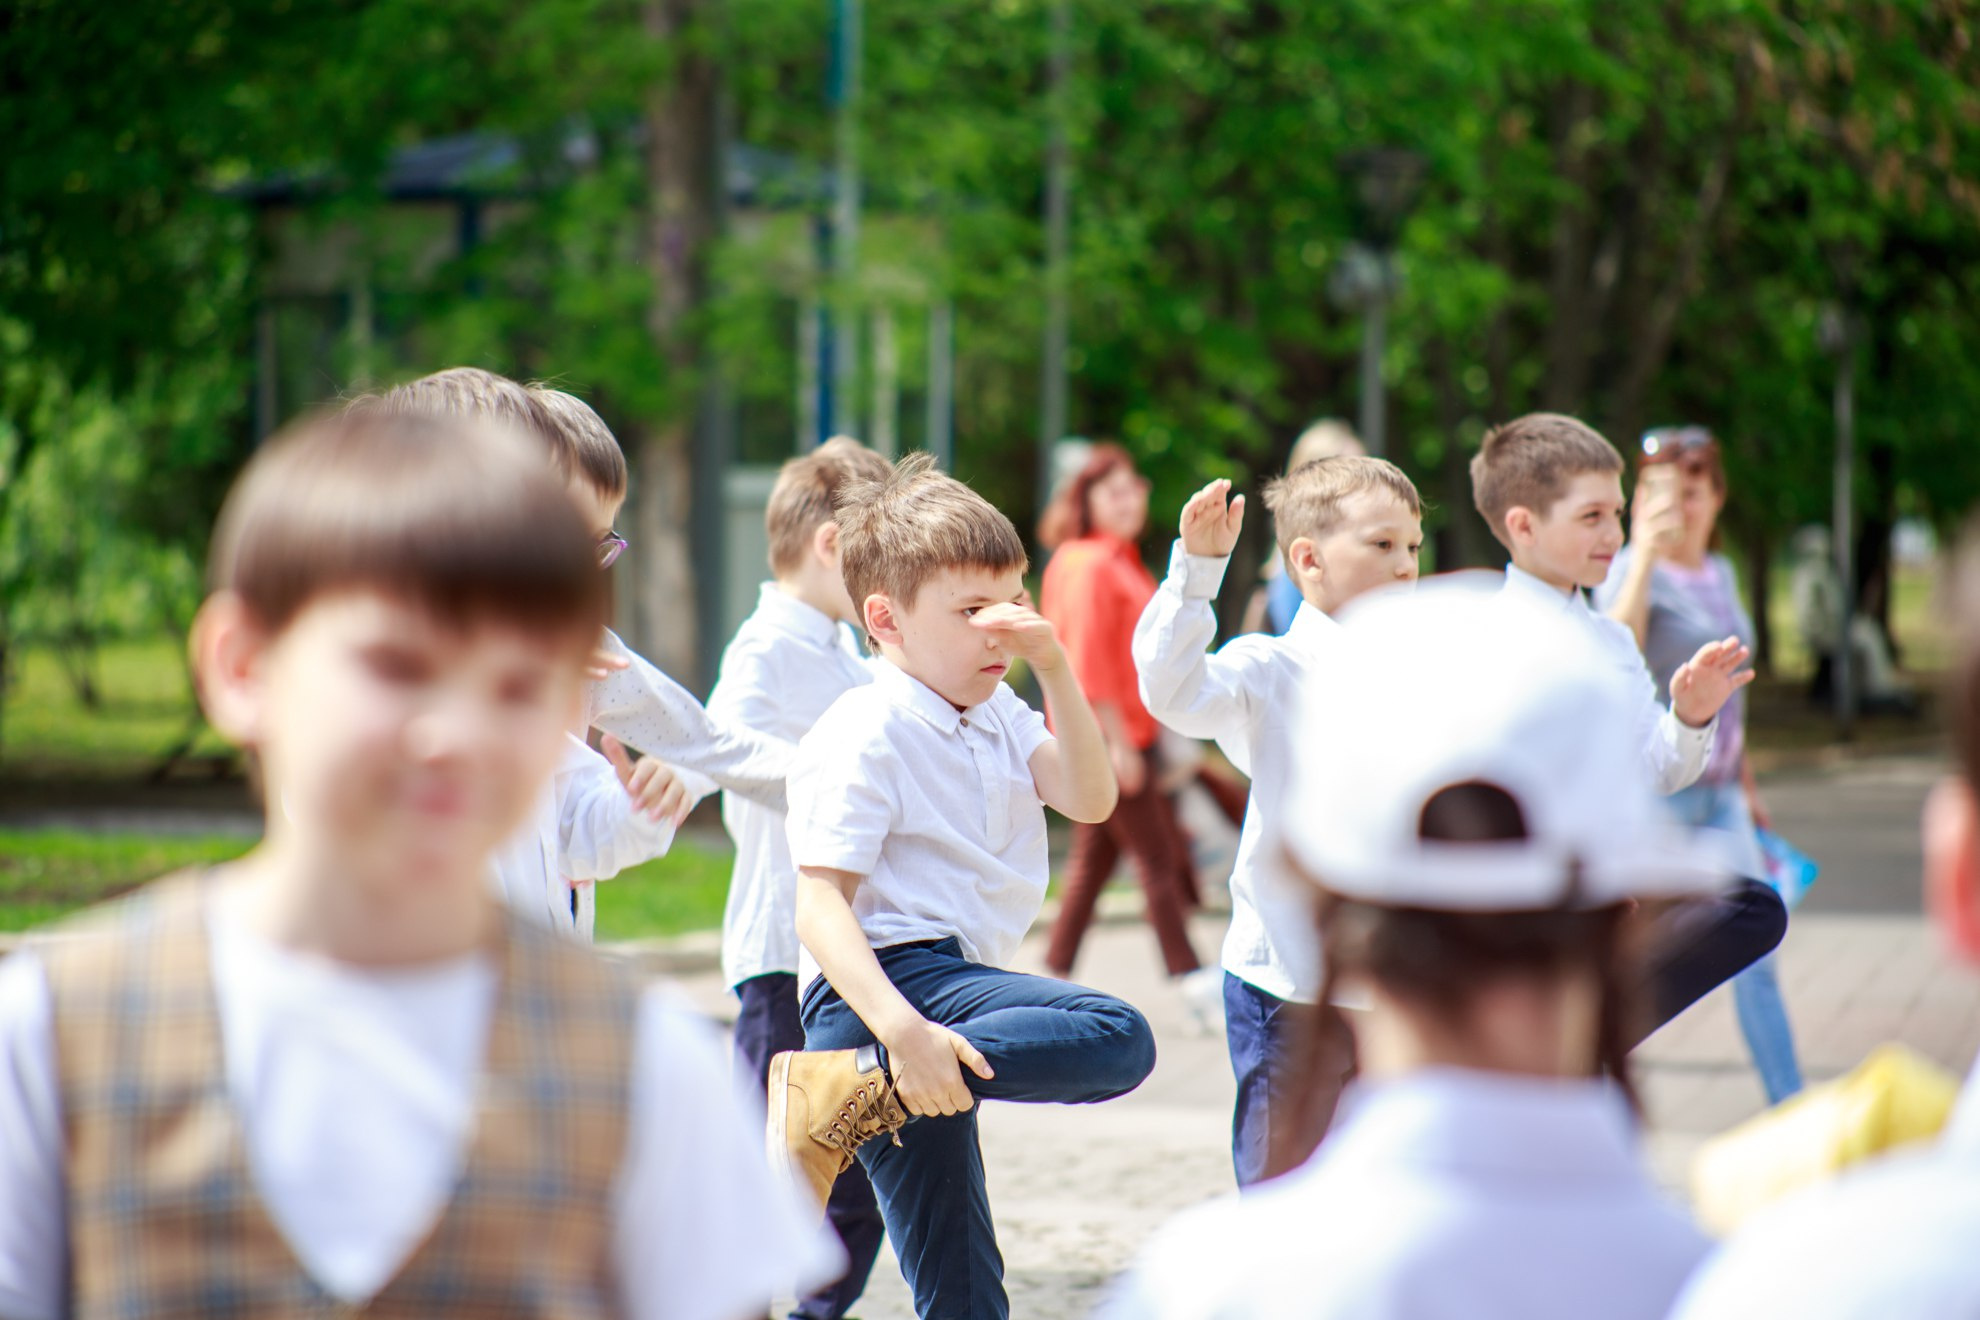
left=885, top=1016, right=995, bottom=1117
left=970, top=601, right=1066, bottom=672
left=602, top=734, right=694, bottom=826
left=1671, top=636, right=1755, bottom=728
left=1179, top=479, right=1245, bottom=558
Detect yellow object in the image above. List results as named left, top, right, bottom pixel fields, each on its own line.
left=1689, top=1042, right=1962, bottom=1236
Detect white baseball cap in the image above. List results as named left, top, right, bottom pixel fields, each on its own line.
left=1278, top=575, right=1726, bottom=911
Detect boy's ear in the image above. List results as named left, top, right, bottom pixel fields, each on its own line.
left=1504, top=505, right=1537, bottom=547
left=863, top=592, right=904, bottom=647
left=1925, top=777, right=1980, bottom=965
left=189, top=592, right=269, bottom=747
left=814, top=520, right=841, bottom=566
left=1286, top=536, right=1324, bottom=584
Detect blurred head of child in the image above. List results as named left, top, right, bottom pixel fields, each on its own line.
left=765, top=437, right=894, bottom=625
left=191, top=407, right=607, bottom=936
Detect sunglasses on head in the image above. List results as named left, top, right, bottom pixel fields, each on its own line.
left=1639, top=426, right=1717, bottom=469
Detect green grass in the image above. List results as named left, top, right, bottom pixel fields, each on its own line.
left=1, top=637, right=237, bottom=779
left=0, top=829, right=252, bottom=931
left=0, top=826, right=739, bottom=940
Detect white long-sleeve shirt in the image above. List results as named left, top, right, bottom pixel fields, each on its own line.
left=488, top=733, right=679, bottom=942
left=0, top=905, right=844, bottom=1320
left=1133, top=544, right=1346, bottom=1004
left=708, top=585, right=874, bottom=989
left=1500, top=565, right=1714, bottom=794
left=587, top=628, right=795, bottom=811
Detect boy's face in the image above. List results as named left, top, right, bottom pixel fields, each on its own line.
left=1513, top=470, right=1626, bottom=591
left=200, top=588, right=584, bottom=894
left=868, top=564, right=1027, bottom=709
left=1297, top=490, right=1423, bottom=615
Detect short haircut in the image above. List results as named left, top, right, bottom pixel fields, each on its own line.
left=1262, top=455, right=1421, bottom=557
left=836, top=452, right=1028, bottom=617
left=765, top=437, right=894, bottom=576
left=208, top=406, right=607, bottom=650
left=1949, top=518, right=1980, bottom=789
left=1470, top=412, right=1623, bottom=549
left=531, top=386, right=630, bottom=501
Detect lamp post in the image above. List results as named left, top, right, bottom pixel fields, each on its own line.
left=1331, top=148, right=1426, bottom=458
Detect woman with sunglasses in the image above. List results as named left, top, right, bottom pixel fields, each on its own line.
left=1596, top=426, right=1804, bottom=1104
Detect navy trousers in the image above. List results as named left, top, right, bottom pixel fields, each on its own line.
left=1223, top=973, right=1357, bottom=1188
left=801, top=939, right=1156, bottom=1320
left=735, top=972, right=886, bottom=1320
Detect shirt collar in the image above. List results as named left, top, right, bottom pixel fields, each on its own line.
left=754, top=582, right=846, bottom=647
left=1504, top=563, right=1588, bottom=614
left=871, top=657, right=971, bottom=734
left=1284, top=601, right=1343, bottom=654
left=1317, top=1067, right=1645, bottom=1184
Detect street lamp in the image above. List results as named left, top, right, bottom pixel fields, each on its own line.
left=1331, top=148, right=1426, bottom=458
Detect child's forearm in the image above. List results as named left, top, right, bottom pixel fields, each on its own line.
left=1032, top=659, right=1118, bottom=820
left=1605, top=550, right=1657, bottom=651
left=794, top=867, right=927, bottom=1044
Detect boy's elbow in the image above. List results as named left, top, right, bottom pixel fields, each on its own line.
left=1068, top=782, right=1119, bottom=825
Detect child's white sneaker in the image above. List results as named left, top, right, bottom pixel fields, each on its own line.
left=1178, top=967, right=1225, bottom=1036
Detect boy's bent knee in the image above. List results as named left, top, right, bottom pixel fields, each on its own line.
left=1075, top=999, right=1157, bottom=1101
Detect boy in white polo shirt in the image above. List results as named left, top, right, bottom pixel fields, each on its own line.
left=708, top=437, right=893, bottom=1320
left=1134, top=455, right=1422, bottom=1187
left=768, top=453, right=1157, bottom=1320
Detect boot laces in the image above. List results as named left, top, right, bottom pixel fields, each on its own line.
left=822, top=1075, right=905, bottom=1154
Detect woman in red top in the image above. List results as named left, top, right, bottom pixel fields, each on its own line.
left=1038, top=446, right=1213, bottom=1002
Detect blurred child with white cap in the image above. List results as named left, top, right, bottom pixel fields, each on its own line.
left=1100, top=577, right=1723, bottom=1320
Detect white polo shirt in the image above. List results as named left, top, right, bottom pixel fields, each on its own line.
left=1500, top=565, right=1715, bottom=795
left=708, top=585, right=875, bottom=988
left=1134, top=544, right=1346, bottom=1004
left=1671, top=1057, right=1980, bottom=1318
left=1101, top=1069, right=1711, bottom=1320
left=786, top=659, right=1053, bottom=989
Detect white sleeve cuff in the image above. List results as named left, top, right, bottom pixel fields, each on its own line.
left=1167, top=541, right=1232, bottom=601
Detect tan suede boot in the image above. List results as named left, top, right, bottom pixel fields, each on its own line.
left=766, top=1044, right=907, bottom=1214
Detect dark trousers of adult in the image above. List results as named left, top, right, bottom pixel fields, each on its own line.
left=801, top=938, right=1157, bottom=1320
left=734, top=973, right=886, bottom=1320
left=1632, top=877, right=1790, bottom=1047
left=1223, top=973, right=1358, bottom=1188
left=1045, top=748, right=1203, bottom=977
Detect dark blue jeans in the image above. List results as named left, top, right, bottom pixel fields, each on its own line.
left=800, top=939, right=1157, bottom=1320
left=734, top=973, right=885, bottom=1320
left=1224, top=973, right=1356, bottom=1188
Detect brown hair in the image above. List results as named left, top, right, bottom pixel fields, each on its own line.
left=1262, top=455, right=1421, bottom=557
left=1470, top=412, right=1624, bottom=549
left=837, top=452, right=1028, bottom=619
left=531, top=387, right=630, bottom=500
left=208, top=407, right=607, bottom=650
left=1038, top=443, right=1138, bottom=551
left=1948, top=518, right=1980, bottom=789
left=765, top=438, right=894, bottom=576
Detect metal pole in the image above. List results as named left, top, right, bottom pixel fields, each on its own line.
left=927, top=299, right=955, bottom=470
left=1833, top=317, right=1857, bottom=739
left=1359, top=269, right=1388, bottom=457
left=1038, top=0, right=1071, bottom=504
left=829, top=0, right=861, bottom=439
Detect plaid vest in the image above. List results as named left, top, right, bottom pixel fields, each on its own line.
left=42, top=872, right=639, bottom=1319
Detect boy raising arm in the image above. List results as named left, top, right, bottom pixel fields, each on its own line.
left=770, top=454, right=1151, bottom=1320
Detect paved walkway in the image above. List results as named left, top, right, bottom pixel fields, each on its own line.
left=658, top=753, right=1977, bottom=1319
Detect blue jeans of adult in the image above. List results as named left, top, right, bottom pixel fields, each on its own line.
left=1223, top=973, right=1356, bottom=1188
left=734, top=973, right=885, bottom=1320
left=1667, top=780, right=1806, bottom=1104
left=800, top=938, right=1157, bottom=1320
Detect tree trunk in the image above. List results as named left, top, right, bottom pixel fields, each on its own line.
left=1541, top=80, right=1598, bottom=413
left=634, top=0, right=719, bottom=687
left=1743, top=529, right=1773, bottom=679
left=1430, top=336, right=1490, bottom=570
